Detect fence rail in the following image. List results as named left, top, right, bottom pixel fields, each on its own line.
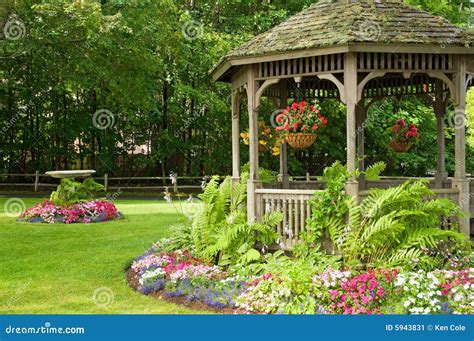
left=0, top=172, right=222, bottom=194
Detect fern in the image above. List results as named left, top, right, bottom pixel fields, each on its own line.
left=344, top=180, right=470, bottom=269
left=363, top=161, right=386, bottom=180
left=170, top=171, right=282, bottom=267
left=302, top=166, right=470, bottom=270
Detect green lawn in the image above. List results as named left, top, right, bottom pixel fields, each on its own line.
left=0, top=197, right=207, bottom=314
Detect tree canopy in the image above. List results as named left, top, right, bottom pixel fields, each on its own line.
left=0, top=0, right=472, bottom=178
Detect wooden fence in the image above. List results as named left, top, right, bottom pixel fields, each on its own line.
left=0, top=172, right=220, bottom=194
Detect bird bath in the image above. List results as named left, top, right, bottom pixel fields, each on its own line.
left=45, top=170, right=96, bottom=179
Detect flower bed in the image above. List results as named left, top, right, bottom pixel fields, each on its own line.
left=129, top=240, right=474, bottom=315
left=17, top=199, right=122, bottom=224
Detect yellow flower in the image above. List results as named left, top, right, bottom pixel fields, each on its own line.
left=272, top=146, right=280, bottom=156
left=259, top=140, right=268, bottom=146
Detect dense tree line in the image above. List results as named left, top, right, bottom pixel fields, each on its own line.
left=0, top=0, right=473, bottom=178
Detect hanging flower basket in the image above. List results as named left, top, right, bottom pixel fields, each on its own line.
left=275, top=101, right=328, bottom=150
left=285, top=133, right=317, bottom=150
left=389, top=140, right=413, bottom=153
left=388, top=119, right=418, bottom=153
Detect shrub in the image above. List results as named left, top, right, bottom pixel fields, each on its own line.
left=50, top=178, right=105, bottom=206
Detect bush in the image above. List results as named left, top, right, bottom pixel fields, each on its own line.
left=50, top=178, right=105, bottom=206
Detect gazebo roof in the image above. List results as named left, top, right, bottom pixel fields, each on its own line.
left=212, top=0, right=474, bottom=81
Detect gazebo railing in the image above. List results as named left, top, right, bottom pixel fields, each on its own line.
left=255, top=188, right=317, bottom=250
left=256, top=180, right=468, bottom=250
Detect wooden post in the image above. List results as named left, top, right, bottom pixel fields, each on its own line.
left=34, top=170, right=39, bottom=192
left=231, top=90, right=241, bottom=187
left=356, top=104, right=366, bottom=190
left=344, top=52, right=359, bottom=199
left=452, top=56, right=470, bottom=237
left=279, top=79, right=289, bottom=189
left=434, top=79, right=447, bottom=189
left=247, top=65, right=260, bottom=221
left=173, top=173, right=178, bottom=194
left=104, top=173, right=108, bottom=193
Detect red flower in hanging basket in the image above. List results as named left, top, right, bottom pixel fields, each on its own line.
left=389, top=119, right=419, bottom=152
left=275, top=101, right=327, bottom=149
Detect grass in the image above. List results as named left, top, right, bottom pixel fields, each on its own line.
left=0, top=196, right=208, bottom=314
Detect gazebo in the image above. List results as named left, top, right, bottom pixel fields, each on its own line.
left=211, top=0, right=474, bottom=245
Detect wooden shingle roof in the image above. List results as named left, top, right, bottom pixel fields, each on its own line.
left=212, top=0, right=473, bottom=80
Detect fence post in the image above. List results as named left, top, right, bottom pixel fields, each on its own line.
left=34, top=170, right=39, bottom=192
left=104, top=173, right=108, bottom=193
left=173, top=173, right=178, bottom=194
left=306, top=173, right=310, bottom=182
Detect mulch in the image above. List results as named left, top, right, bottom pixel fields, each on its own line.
left=126, top=268, right=247, bottom=314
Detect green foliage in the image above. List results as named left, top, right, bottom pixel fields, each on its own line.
left=298, top=162, right=469, bottom=270
left=294, top=161, right=351, bottom=259
left=50, top=178, right=104, bottom=206
left=170, top=173, right=282, bottom=267
left=205, top=210, right=281, bottom=267
left=336, top=181, right=468, bottom=270
left=363, top=161, right=386, bottom=181
left=1, top=0, right=473, bottom=177
left=240, top=162, right=278, bottom=184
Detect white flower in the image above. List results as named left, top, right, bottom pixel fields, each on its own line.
left=404, top=300, right=412, bottom=308
left=453, top=293, right=464, bottom=302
